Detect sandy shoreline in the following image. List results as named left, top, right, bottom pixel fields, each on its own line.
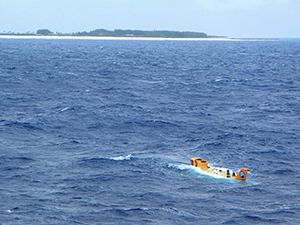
left=0, top=35, right=237, bottom=41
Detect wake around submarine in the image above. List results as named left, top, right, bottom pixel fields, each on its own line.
left=191, top=157, right=248, bottom=180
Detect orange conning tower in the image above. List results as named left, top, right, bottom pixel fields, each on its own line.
left=191, top=157, right=208, bottom=168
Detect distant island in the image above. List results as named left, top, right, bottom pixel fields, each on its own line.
left=1, top=28, right=220, bottom=39
left=0, top=29, right=280, bottom=40
left=73, top=29, right=210, bottom=38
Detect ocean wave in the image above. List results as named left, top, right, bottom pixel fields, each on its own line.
left=273, top=169, right=295, bottom=175
left=109, top=154, right=132, bottom=161
left=4, top=121, right=43, bottom=131
left=59, top=107, right=72, bottom=112
left=246, top=149, right=287, bottom=155
left=222, top=214, right=285, bottom=224
left=76, top=154, right=133, bottom=169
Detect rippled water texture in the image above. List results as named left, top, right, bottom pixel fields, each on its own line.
left=1, top=38, right=300, bottom=224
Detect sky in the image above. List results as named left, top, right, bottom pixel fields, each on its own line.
left=0, top=0, right=299, bottom=38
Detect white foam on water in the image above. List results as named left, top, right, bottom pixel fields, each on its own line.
left=169, top=163, right=229, bottom=180
left=110, top=154, right=132, bottom=161
left=60, top=107, right=71, bottom=112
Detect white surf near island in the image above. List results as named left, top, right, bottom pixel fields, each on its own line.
left=0, top=35, right=241, bottom=41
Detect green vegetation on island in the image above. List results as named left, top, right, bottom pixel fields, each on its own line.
left=75, top=29, right=208, bottom=38
left=36, top=29, right=53, bottom=36
left=1, top=28, right=210, bottom=39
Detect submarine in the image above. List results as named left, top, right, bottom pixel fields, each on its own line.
left=191, top=157, right=247, bottom=180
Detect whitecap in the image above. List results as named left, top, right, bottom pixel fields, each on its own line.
left=60, top=107, right=70, bottom=112
left=110, top=154, right=131, bottom=161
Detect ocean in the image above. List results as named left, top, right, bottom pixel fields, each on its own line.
left=0, top=38, right=300, bottom=224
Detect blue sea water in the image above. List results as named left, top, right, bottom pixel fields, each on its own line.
left=0, top=38, right=300, bottom=224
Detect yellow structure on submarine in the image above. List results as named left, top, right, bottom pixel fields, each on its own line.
left=191, top=157, right=248, bottom=180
